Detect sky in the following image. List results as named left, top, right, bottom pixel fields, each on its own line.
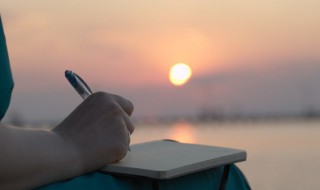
left=1, top=0, right=320, bottom=123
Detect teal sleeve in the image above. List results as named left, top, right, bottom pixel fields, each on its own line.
left=38, top=164, right=250, bottom=190
left=0, top=16, right=14, bottom=120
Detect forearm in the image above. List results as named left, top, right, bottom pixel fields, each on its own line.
left=0, top=92, right=134, bottom=189
left=0, top=124, right=82, bottom=190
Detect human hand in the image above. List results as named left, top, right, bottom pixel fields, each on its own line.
left=52, top=92, right=134, bottom=173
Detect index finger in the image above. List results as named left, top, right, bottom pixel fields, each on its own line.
left=112, top=94, right=134, bottom=116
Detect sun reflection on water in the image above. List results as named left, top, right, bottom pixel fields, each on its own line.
left=169, top=121, right=195, bottom=143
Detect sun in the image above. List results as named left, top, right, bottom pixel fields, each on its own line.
left=169, top=63, right=192, bottom=86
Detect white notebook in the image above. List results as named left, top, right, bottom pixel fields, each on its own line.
left=100, top=140, right=246, bottom=179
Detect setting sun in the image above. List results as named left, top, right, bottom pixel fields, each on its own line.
left=169, top=63, right=192, bottom=86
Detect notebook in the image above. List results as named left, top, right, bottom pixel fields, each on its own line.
left=100, top=140, right=246, bottom=179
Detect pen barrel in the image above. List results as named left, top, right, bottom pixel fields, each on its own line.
left=74, top=75, right=92, bottom=99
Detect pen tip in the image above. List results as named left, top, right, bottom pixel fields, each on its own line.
left=65, top=70, right=72, bottom=77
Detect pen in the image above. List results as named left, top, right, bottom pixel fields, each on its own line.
left=64, top=70, right=131, bottom=151
left=65, top=70, right=92, bottom=99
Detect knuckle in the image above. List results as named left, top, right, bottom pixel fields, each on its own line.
left=93, top=91, right=109, bottom=98
left=114, top=95, right=134, bottom=114
left=92, top=92, right=123, bottom=116
left=107, top=102, right=123, bottom=116
left=127, top=100, right=134, bottom=113
left=92, top=92, right=134, bottom=116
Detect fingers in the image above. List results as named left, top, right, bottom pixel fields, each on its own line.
left=90, top=92, right=135, bottom=134
left=122, top=112, right=135, bottom=134
left=91, top=92, right=134, bottom=116
left=112, top=94, right=134, bottom=116
left=112, top=95, right=135, bottom=134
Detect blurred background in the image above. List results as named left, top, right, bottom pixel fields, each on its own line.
left=1, top=1, right=320, bottom=189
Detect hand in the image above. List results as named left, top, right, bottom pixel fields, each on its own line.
left=52, top=91, right=135, bottom=173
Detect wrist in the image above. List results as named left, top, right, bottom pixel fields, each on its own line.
left=49, top=131, right=84, bottom=179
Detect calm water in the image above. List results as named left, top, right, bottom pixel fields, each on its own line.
left=131, top=119, right=320, bottom=190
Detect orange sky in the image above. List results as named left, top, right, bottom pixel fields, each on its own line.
left=1, top=1, right=320, bottom=122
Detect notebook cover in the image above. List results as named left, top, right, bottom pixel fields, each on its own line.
left=100, top=140, right=246, bottom=179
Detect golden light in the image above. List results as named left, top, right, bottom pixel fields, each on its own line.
left=169, top=122, right=195, bottom=143
left=169, top=63, right=192, bottom=86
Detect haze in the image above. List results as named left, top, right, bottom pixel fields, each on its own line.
left=1, top=0, right=320, bottom=124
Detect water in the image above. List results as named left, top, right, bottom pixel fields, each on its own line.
left=131, top=119, right=320, bottom=190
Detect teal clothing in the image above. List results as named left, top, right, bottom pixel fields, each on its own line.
left=0, top=16, right=14, bottom=120
left=39, top=165, right=250, bottom=190
left=0, top=16, right=250, bottom=190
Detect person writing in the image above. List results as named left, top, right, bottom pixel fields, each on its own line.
left=0, top=15, right=134, bottom=189
left=0, top=16, right=250, bottom=190
left=0, top=92, right=134, bottom=189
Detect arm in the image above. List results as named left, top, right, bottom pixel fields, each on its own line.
left=0, top=92, right=134, bottom=190
left=0, top=125, right=81, bottom=189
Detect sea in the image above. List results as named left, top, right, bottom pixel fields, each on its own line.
left=30, top=119, right=320, bottom=189
left=130, top=119, right=320, bottom=190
